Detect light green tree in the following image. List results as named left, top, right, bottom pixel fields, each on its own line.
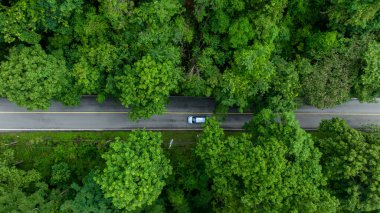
left=216, top=43, right=275, bottom=112
left=357, top=41, right=380, bottom=101
left=107, top=0, right=189, bottom=119
left=0, top=0, right=42, bottom=44
left=0, top=45, right=68, bottom=110
left=98, top=0, right=133, bottom=29
left=94, top=130, right=172, bottom=211
left=116, top=55, right=181, bottom=120
left=256, top=57, right=300, bottom=112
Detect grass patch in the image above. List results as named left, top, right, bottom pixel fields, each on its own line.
left=0, top=130, right=243, bottom=147
left=0, top=130, right=244, bottom=174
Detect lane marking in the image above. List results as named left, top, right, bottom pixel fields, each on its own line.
left=0, top=128, right=244, bottom=131
left=295, top=112, right=380, bottom=116
left=0, top=111, right=379, bottom=116
left=0, top=111, right=253, bottom=115
left=0, top=111, right=131, bottom=114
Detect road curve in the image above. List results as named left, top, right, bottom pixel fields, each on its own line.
left=0, top=97, right=379, bottom=131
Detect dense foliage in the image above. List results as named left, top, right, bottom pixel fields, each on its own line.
left=0, top=0, right=379, bottom=117
left=60, top=173, right=117, bottom=213
left=94, top=130, right=172, bottom=211
left=0, top=119, right=379, bottom=212
left=0, top=45, right=69, bottom=110
left=0, top=149, right=59, bottom=211
left=0, top=0, right=379, bottom=212
left=197, top=112, right=338, bottom=212
left=316, top=118, right=380, bottom=212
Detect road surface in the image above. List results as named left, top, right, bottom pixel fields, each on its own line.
left=0, top=97, right=379, bottom=131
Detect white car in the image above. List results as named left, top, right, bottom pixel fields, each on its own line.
left=187, top=116, right=206, bottom=124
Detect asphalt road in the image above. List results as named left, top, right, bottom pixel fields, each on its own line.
left=0, top=97, right=379, bottom=131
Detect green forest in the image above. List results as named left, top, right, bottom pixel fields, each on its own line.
left=0, top=0, right=380, bottom=212
left=0, top=0, right=379, bottom=117
left=1, top=116, right=380, bottom=212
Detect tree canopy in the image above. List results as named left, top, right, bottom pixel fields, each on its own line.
left=116, top=55, right=181, bottom=119
left=0, top=0, right=379, bottom=115
left=0, top=118, right=379, bottom=211
left=0, top=149, right=58, bottom=212
left=94, top=130, right=172, bottom=211
left=60, top=173, right=116, bottom=213
left=0, top=0, right=379, bottom=210
left=0, top=45, right=68, bottom=110
left=316, top=118, right=380, bottom=212
left=196, top=112, right=338, bottom=212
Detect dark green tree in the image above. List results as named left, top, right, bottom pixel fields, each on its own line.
left=316, top=118, right=380, bottom=212
left=163, top=148, right=212, bottom=212
left=254, top=57, right=301, bottom=112
left=0, top=149, right=59, bottom=212
left=50, top=162, right=71, bottom=186
left=328, top=0, right=380, bottom=33
left=197, top=112, right=338, bottom=212
left=216, top=43, right=275, bottom=112
left=301, top=50, right=352, bottom=108
left=60, top=173, right=117, bottom=213
left=187, top=0, right=289, bottom=111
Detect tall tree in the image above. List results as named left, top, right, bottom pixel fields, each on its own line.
left=98, top=0, right=133, bottom=29
left=0, top=0, right=42, bottom=44
left=301, top=50, right=352, bottom=108
left=116, top=55, right=181, bottom=120
left=316, top=118, right=380, bottom=212
left=196, top=112, right=338, bottom=212
left=0, top=45, right=69, bottom=110
left=328, top=0, right=380, bottom=33
left=108, top=0, right=190, bottom=119
left=356, top=41, right=380, bottom=101
left=186, top=0, right=288, bottom=111
left=69, top=8, right=122, bottom=98
left=0, top=149, right=58, bottom=212
left=0, top=0, right=84, bottom=44
left=164, top=148, right=213, bottom=212
left=61, top=173, right=116, bottom=213
left=253, top=56, right=301, bottom=112
left=94, top=130, right=172, bottom=211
